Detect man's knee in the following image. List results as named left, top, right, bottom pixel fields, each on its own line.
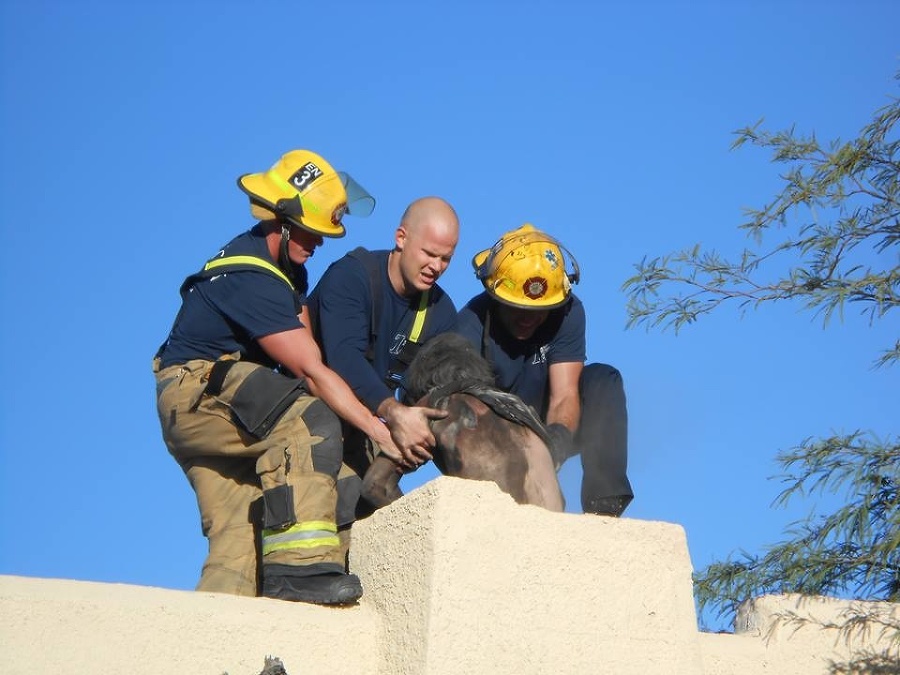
left=186, top=458, right=259, bottom=536
left=580, top=363, right=624, bottom=395
left=300, top=399, right=344, bottom=478
left=578, top=364, right=627, bottom=427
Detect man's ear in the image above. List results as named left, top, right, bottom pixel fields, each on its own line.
left=394, top=225, right=407, bottom=251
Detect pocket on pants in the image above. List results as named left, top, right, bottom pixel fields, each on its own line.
left=230, top=367, right=307, bottom=439
left=207, top=361, right=308, bottom=440
left=256, top=447, right=288, bottom=486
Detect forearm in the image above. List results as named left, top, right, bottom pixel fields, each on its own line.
left=545, top=395, right=580, bottom=433
left=257, top=327, right=388, bottom=442
left=304, top=366, right=388, bottom=440
left=546, top=361, right=583, bottom=432
left=545, top=390, right=581, bottom=468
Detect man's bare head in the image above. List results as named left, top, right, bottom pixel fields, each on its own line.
left=390, top=197, right=460, bottom=296
left=399, top=197, right=459, bottom=242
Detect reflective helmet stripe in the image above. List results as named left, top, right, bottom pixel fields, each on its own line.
left=266, top=169, right=296, bottom=197
left=261, top=520, right=339, bottom=555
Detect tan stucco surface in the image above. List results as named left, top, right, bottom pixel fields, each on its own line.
left=1, top=476, right=897, bottom=675
left=699, top=594, right=900, bottom=675
left=0, top=574, right=381, bottom=675
left=352, top=477, right=704, bottom=675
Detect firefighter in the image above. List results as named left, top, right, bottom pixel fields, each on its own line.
left=153, top=149, right=402, bottom=604
left=455, top=224, right=634, bottom=516
left=307, top=197, right=460, bottom=517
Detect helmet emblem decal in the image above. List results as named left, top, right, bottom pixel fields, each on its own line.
left=332, top=202, right=348, bottom=225
left=523, top=276, right=548, bottom=300
left=289, top=162, right=323, bottom=193
left=544, top=248, right=560, bottom=269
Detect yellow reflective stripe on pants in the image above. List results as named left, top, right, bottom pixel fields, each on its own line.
left=261, top=520, right=339, bottom=555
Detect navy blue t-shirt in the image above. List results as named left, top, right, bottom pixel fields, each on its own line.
left=308, top=249, right=457, bottom=412
left=158, top=224, right=308, bottom=369
left=455, top=292, right=586, bottom=416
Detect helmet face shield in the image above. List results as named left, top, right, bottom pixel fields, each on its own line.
left=238, top=150, right=375, bottom=238
left=473, top=225, right=580, bottom=309
left=338, top=172, right=375, bottom=217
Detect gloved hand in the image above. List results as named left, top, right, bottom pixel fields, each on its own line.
left=545, top=423, right=575, bottom=471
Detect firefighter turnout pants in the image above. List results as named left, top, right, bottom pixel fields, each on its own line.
left=154, top=358, right=357, bottom=596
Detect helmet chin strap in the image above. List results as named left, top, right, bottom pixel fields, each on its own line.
left=278, top=226, right=291, bottom=272
left=278, top=222, right=293, bottom=274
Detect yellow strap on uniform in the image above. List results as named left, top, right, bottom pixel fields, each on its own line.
left=409, top=290, right=430, bottom=343
left=204, top=255, right=295, bottom=291
left=261, top=520, right=339, bottom=555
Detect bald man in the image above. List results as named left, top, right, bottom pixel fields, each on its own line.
left=308, top=196, right=460, bottom=517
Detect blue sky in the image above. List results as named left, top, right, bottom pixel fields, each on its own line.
left=1, top=1, right=897, bottom=630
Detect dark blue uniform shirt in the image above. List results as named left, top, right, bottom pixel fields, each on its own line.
left=455, top=292, right=586, bottom=416
left=308, top=249, right=457, bottom=412
left=158, top=224, right=308, bottom=369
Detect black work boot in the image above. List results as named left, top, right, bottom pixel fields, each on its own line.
left=584, top=494, right=632, bottom=517
left=262, top=563, right=363, bottom=605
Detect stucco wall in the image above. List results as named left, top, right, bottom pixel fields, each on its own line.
left=700, top=594, right=900, bottom=675
left=351, top=477, right=704, bottom=675
left=1, top=477, right=897, bottom=675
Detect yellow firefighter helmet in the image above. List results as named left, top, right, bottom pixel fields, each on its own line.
left=237, top=149, right=374, bottom=238
left=472, top=224, right=580, bottom=309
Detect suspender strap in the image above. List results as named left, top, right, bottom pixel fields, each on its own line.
left=409, top=289, right=430, bottom=343
left=205, top=359, right=237, bottom=397
left=346, top=247, right=431, bottom=358
left=346, top=248, right=382, bottom=345
left=202, top=255, right=295, bottom=290
left=481, top=307, right=494, bottom=367
left=156, top=255, right=296, bottom=362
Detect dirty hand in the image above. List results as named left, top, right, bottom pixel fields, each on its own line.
left=368, top=418, right=407, bottom=467
left=379, top=401, right=448, bottom=467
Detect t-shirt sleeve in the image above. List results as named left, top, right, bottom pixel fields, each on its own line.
left=208, top=271, right=302, bottom=339
left=313, top=257, right=390, bottom=412
left=549, top=298, right=587, bottom=364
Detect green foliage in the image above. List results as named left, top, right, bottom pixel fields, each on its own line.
left=761, top=599, right=900, bottom=673
left=622, top=69, right=900, bottom=634
left=623, top=74, right=899, bottom=368
left=693, top=432, right=900, bottom=621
